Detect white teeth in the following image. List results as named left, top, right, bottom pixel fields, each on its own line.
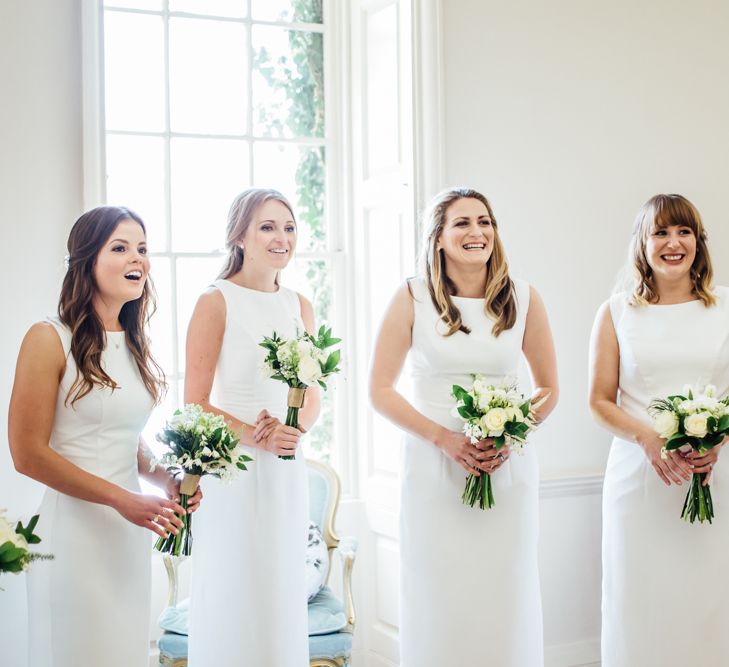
left=269, top=248, right=288, bottom=254
left=463, top=243, right=485, bottom=250
left=662, top=255, right=683, bottom=261
left=125, top=271, right=142, bottom=279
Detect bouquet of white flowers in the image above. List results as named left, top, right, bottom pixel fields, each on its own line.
left=259, top=326, right=341, bottom=460
left=648, top=384, right=729, bottom=524
left=152, top=404, right=253, bottom=556
left=0, top=510, right=53, bottom=581
left=451, top=377, right=541, bottom=509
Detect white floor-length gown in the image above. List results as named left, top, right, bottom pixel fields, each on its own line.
left=27, top=318, right=154, bottom=667
left=188, top=279, right=309, bottom=667
left=399, top=277, right=543, bottom=667
left=603, top=288, right=729, bottom=666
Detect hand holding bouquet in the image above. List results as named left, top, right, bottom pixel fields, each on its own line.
left=259, top=326, right=341, bottom=460
left=451, top=376, right=542, bottom=509
left=0, top=510, right=53, bottom=579
left=152, top=404, right=253, bottom=555
left=649, top=384, right=729, bottom=524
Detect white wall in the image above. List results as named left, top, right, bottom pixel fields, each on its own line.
left=440, top=0, right=729, bottom=662
left=0, top=1, right=82, bottom=664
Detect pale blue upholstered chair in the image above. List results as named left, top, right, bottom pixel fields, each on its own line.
left=158, top=459, right=357, bottom=667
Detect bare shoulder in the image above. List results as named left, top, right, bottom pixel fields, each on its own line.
left=194, top=285, right=226, bottom=318
left=17, top=321, right=65, bottom=375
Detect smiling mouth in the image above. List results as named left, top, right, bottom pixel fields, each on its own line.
left=124, top=270, right=143, bottom=281
left=661, top=254, right=685, bottom=262
left=463, top=243, right=486, bottom=250
left=269, top=248, right=289, bottom=255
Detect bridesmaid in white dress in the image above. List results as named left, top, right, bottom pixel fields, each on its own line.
left=370, top=187, right=558, bottom=666
left=8, top=206, right=198, bottom=667
left=589, top=194, right=729, bottom=666
left=186, top=188, right=319, bottom=667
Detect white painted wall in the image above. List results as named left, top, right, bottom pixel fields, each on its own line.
left=0, top=1, right=82, bottom=664
left=440, top=0, right=729, bottom=662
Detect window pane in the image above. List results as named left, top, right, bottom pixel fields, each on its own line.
left=105, top=1, right=162, bottom=10
left=251, top=0, right=322, bottom=23
left=253, top=143, right=325, bottom=251
left=105, top=134, right=167, bottom=251
left=169, top=17, right=248, bottom=134
left=104, top=11, right=164, bottom=132
left=170, top=137, right=250, bottom=252
left=170, top=0, right=246, bottom=18
left=175, top=257, right=226, bottom=373
left=252, top=26, right=324, bottom=139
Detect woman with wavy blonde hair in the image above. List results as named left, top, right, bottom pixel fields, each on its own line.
left=370, top=186, right=558, bottom=666
left=589, top=193, right=729, bottom=666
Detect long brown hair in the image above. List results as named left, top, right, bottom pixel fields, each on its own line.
left=419, top=187, right=516, bottom=337
left=218, top=188, right=296, bottom=280
left=59, top=206, right=165, bottom=405
left=628, top=194, right=715, bottom=307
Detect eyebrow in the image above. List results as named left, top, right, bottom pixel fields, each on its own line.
left=259, top=219, right=296, bottom=224
left=108, top=238, right=147, bottom=244
left=452, top=216, right=491, bottom=221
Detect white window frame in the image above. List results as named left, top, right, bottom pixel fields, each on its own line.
left=81, top=0, right=358, bottom=491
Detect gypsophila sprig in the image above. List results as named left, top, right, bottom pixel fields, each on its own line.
left=648, top=384, right=729, bottom=524
left=259, top=325, right=342, bottom=460
left=451, top=376, right=543, bottom=509
left=151, top=404, right=253, bottom=556
left=0, top=510, right=53, bottom=582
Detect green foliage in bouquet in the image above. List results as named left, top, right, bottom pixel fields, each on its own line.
left=0, top=513, right=53, bottom=579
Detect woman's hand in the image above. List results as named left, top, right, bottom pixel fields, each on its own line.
left=113, top=490, right=186, bottom=538
left=639, top=431, right=693, bottom=486
left=688, top=444, right=723, bottom=485
left=163, top=475, right=204, bottom=513
left=256, top=414, right=302, bottom=457
left=435, top=428, right=487, bottom=476
left=474, top=438, right=510, bottom=473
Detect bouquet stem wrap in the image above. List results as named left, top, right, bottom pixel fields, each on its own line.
left=155, top=473, right=200, bottom=557
left=282, top=387, right=307, bottom=461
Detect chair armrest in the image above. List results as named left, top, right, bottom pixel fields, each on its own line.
left=335, top=536, right=358, bottom=632
left=162, top=555, right=182, bottom=608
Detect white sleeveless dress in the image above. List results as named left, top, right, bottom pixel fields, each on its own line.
left=399, top=278, right=543, bottom=667
left=188, top=280, right=309, bottom=667
left=26, top=318, right=154, bottom=667
left=603, top=288, right=729, bottom=666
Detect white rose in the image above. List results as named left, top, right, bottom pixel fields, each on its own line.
left=684, top=412, right=711, bottom=438
left=0, top=513, right=27, bottom=550
left=298, top=355, right=323, bottom=386
left=296, top=339, right=314, bottom=357
left=652, top=411, right=679, bottom=439
left=481, top=407, right=508, bottom=435
left=169, top=410, right=186, bottom=428
left=506, top=406, right=524, bottom=423
left=472, top=379, right=489, bottom=395
left=678, top=400, right=697, bottom=414
left=477, top=391, right=494, bottom=410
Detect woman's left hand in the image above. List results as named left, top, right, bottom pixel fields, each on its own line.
left=164, top=476, right=204, bottom=513
left=688, top=442, right=724, bottom=485
left=474, top=438, right=510, bottom=473
left=254, top=409, right=279, bottom=443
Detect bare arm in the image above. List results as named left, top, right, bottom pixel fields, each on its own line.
left=521, top=286, right=559, bottom=420
left=369, top=283, right=490, bottom=476
left=184, top=287, right=300, bottom=457
left=137, top=438, right=203, bottom=512
left=9, top=323, right=183, bottom=537
left=588, top=301, right=691, bottom=485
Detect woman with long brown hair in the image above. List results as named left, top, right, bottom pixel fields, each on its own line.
left=185, top=188, right=320, bottom=666
left=9, top=206, right=201, bottom=667
left=589, top=194, right=729, bottom=666
left=369, top=187, right=558, bottom=666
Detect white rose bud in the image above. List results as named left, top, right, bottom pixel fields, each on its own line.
left=298, top=355, right=323, bottom=386
left=481, top=407, right=508, bottom=435
left=652, top=411, right=679, bottom=439
left=684, top=412, right=711, bottom=439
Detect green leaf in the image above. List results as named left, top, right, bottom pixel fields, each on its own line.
left=494, top=435, right=505, bottom=448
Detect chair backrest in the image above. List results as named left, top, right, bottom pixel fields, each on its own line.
left=306, top=459, right=341, bottom=582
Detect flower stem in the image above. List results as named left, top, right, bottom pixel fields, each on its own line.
left=280, top=406, right=298, bottom=461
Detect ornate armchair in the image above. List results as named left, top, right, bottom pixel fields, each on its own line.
left=158, top=459, right=357, bottom=667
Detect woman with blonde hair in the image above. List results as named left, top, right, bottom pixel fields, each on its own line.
left=589, top=193, right=729, bottom=666
left=9, top=206, right=198, bottom=667
left=186, top=188, right=320, bottom=666
left=370, top=187, right=558, bottom=666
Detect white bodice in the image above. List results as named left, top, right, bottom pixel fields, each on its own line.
left=610, top=287, right=729, bottom=424
left=48, top=317, right=154, bottom=489
left=211, top=279, right=304, bottom=425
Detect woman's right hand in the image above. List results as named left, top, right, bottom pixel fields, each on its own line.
left=258, top=418, right=302, bottom=457
left=434, top=428, right=487, bottom=476
left=639, top=431, right=693, bottom=486
left=113, top=490, right=186, bottom=538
